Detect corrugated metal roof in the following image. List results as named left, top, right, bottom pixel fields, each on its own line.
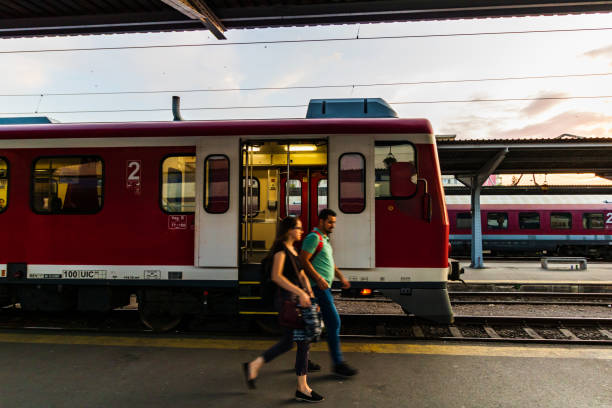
left=438, top=137, right=612, bottom=145
left=437, top=137, right=612, bottom=175
left=2, top=0, right=612, bottom=39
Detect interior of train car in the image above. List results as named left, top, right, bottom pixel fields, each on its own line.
left=240, top=140, right=328, bottom=264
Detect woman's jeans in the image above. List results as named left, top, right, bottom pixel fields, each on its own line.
left=313, top=287, right=343, bottom=365
left=262, top=328, right=310, bottom=376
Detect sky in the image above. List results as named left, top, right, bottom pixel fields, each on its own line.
left=0, top=12, right=611, bottom=141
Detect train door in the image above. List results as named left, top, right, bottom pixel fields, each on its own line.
left=240, top=141, right=327, bottom=265
left=280, top=168, right=327, bottom=234
left=195, top=136, right=240, bottom=268
left=328, top=135, right=375, bottom=269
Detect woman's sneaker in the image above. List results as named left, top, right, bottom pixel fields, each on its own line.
left=333, top=362, right=358, bottom=377
left=295, top=390, right=324, bottom=403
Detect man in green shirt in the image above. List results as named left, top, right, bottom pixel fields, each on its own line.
left=300, top=209, right=358, bottom=377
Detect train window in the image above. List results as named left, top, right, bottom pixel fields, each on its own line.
left=0, top=158, right=7, bottom=213
left=286, top=179, right=302, bottom=217
left=204, top=155, right=229, bottom=214
left=242, top=178, right=260, bottom=217
left=339, top=153, right=365, bottom=213
left=551, top=212, right=572, bottom=229
left=583, top=213, right=604, bottom=229
left=32, top=156, right=103, bottom=214
left=161, top=155, right=196, bottom=213
left=456, top=213, right=472, bottom=229
left=374, top=141, right=416, bottom=198
left=487, top=212, right=508, bottom=230
left=519, top=212, right=540, bottom=229
left=317, top=179, right=328, bottom=215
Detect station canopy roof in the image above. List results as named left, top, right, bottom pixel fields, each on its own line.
left=436, top=137, right=612, bottom=179
left=2, top=0, right=612, bottom=40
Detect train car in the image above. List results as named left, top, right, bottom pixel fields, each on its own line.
left=448, top=195, right=612, bottom=259
left=0, top=98, right=454, bottom=330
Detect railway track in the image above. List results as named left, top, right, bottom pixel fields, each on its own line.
left=339, top=291, right=612, bottom=306
left=341, top=314, right=612, bottom=345
left=1, top=307, right=611, bottom=345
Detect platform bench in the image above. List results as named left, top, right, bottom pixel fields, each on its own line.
left=541, top=257, right=587, bottom=270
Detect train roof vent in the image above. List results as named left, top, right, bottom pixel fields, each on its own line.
left=306, top=98, right=398, bottom=119
left=0, top=116, right=54, bottom=125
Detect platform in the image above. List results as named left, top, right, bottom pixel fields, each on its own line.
left=0, top=332, right=610, bottom=407
left=456, top=260, right=612, bottom=284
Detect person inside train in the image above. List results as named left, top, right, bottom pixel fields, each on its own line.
left=496, top=214, right=507, bottom=229
left=243, top=216, right=324, bottom=403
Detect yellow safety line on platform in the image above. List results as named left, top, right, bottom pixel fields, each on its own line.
left=239, top=297, right=263, bottom=300
left=239, top=281, right=261, bottom=285
left=0, top=333, right=610, bottom=360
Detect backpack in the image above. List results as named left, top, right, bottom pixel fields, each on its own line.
left=310, top=230, right=324, bottom=262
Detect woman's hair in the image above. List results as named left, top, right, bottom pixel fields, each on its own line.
left=269, top=216, right=299, bottom=255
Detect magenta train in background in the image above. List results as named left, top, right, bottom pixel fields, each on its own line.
left=447, top=195, right=612, bottom=259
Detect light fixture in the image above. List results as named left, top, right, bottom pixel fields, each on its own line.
left=284, top=145, right=317, bottom=152
left=246, top=146, right=260, bottom=152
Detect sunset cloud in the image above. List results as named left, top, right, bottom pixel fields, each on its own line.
left=498, top=111, right=612, bottom=139
left=520, top=92, right=568, bottom=117
left=584, top=44, right=612, bottom=61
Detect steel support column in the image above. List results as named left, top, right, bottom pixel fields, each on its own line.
left=457, top=148, right=509, bottom=269
left=470, top=178, right=484, bottom=268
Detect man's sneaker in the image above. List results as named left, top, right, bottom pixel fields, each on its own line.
left=333, top=362, right=358, bottom=377
left=295, top=390, right=324, bottom=403
left=308, top=360, right=321, bottom=372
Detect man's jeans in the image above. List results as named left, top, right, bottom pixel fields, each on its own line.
left=313, top=287, right=343, bottom=365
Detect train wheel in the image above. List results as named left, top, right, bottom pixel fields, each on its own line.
left=255, top=317, right=282, bottom=335
left=138, top=302, right=183, bottom=333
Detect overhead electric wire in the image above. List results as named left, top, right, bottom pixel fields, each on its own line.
left=2, top=95, right=611, bottom=116
left=1, top=27, right=611, bottom=55
left=1, top=72, right=611, bottom=98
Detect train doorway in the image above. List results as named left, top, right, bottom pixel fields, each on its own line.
left=240, top=140, right=327, bottom=265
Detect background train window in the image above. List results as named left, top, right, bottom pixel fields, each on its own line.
left=0, top=158, right=7, bottom=212
left=374, top=141, right=416, bottom=198
left=317, top=179, right=328, bottom=215
left=32, top=156, right=103, bottom=214
left=487, top=212, right=508, bottom=229
left=161, top=155, right=195, bottom=213
left=456, top=212, right=472, bottom=229
left=242, top=178, right=260, bottom=217
left=204, top=155, right=229, bottom=214
left=286, top=179, right=302, bottom=217
left=583, top=213, right=604, bottom=229
left=519, top=212, right=540, bottom=229
left=551, top=212, right=572, bottom=229
left=339, top=153, right=365, bottom=213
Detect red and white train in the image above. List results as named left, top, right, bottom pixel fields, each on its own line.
left=448, top=195, right=612, bottom=259
left=0, top=98, right=455, bottom=329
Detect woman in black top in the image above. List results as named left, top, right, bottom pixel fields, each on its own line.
left=243, top=216, right=324, bottom=403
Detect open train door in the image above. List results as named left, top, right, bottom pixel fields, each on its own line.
left=195, top=136, right=240, bottom=269
left=328, top=134, right=375, bottom=268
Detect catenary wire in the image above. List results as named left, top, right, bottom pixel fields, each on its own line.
left=1, top=27, right=611, bottom=55
left=2, top=95, right=611, bottom=115
left=1, top=72, right=611, bottom=98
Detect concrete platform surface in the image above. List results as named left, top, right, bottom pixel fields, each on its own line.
left=0, top=332, right=610, bottom=408
left=457, top=260, right=612, bottom=283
